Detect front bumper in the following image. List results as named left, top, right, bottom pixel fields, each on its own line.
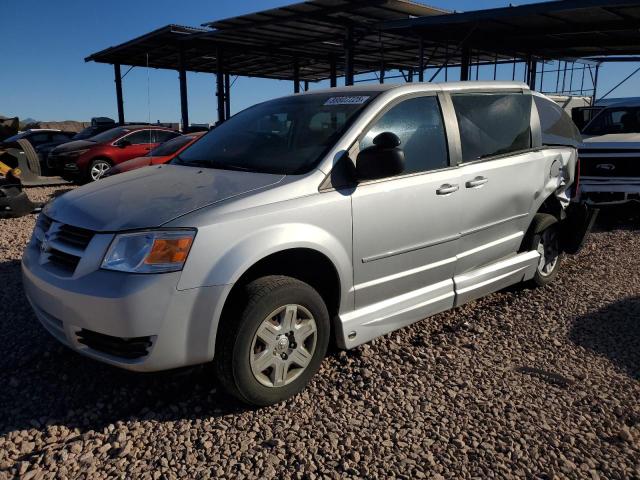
left=580, top=177, right=640, bottom=205
left=47, top=153, right=83, bottom=178
left=22, top=238, right=231, bottom=372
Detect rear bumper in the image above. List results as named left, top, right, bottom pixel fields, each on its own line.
left=580, top=177, right=640, bottom=205
left=22, top=241, right=231, bottom=372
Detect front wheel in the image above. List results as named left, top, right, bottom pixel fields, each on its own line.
left=216, top=275, right=330, bottom=406
left=88, top=159, right=111, bottom=182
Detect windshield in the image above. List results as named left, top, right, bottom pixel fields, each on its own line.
left=73, top=127, right=99, bottom=140
left=174, top=92, right=377, bottom=174
left=147, top=135, right=193, bottom=157
left=2, top=132, right=26, bottom=143
left=583, top=107, right=640, bottom=135
left=90, top=127, right=130, bottom=143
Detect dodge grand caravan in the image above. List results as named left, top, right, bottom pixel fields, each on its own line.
left=23, top=82, right=594, bottom=406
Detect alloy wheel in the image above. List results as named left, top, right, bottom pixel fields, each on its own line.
left=249, top=304, right=317, bottom=388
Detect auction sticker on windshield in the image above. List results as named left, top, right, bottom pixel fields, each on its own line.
left=324, top=96, right=370, bottom=106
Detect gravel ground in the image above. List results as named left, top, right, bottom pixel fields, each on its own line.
left=1, top=187, right=639, bottom=479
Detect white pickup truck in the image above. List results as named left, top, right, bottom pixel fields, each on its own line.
left=579, top=101, right=640, bottom=205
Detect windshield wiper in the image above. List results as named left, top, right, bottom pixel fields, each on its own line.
left=173, top=157, right=253, bottom=172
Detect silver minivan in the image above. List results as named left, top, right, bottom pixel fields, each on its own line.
left=23, top=81, right=592, bottom=405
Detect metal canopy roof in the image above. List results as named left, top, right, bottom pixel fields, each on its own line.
left=88, top=0, right=513, bottom=82
left=87, top=0, right=460, bottom=81
left=85, top=0, right=640, bottom=82
left=383, top=0, right=640, bottom=59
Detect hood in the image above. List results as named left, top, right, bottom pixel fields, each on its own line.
left=44, top=164, right=285, bottom=231
left=581, top=133, right=640, bottom=148
left=111, top=156, right=152, bottom=173
left=51, top=139, right=96, bottom=154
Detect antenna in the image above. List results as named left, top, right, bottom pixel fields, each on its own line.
left=146, top=52, right=151, bottom=144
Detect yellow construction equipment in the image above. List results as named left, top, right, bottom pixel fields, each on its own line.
left=0, top=146, right=36, bottom=218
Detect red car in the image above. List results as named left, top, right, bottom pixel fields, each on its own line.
left=48, top=125, right=181, bottom=182
left=105, top=131, right=205, bottom=177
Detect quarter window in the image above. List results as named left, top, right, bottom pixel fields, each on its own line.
left=360, top=96, right=449, bottom=175
left=533, top=95, right=581, bottom=147
left=452, top=93, right=532, bottom=162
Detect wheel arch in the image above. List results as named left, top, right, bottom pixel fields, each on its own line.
left=218, top=247, right=343, bottom=346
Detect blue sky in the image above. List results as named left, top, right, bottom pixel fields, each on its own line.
left=1, top=0, right=638, bottom=124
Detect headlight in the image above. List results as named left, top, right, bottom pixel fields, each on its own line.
left=66, top=149, right=89, bottom=157
left=101, top=230, right=196, bottom=273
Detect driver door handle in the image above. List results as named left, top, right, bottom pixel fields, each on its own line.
left=465, top=176, right=488, bottom=188
left=436, top=183, right=459, bottom=195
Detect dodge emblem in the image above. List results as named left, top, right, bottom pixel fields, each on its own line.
left=596, top=163, right=616, bottom=171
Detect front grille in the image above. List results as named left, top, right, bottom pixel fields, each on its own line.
left=48, top=248, right=81, bottom=271
left=56, top=224, right=94, bottom=249
left=37, top=213, right=53, bottom=232
left=579, top=153, right=640, bottom=178
left=36, top=215, right=95, bottom=276
left=76, top=329, right=153, bottom=359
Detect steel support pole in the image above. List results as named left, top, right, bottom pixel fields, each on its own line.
left=593, top=64, right=600, bottom=102
left=528, top=59, right=537, bottom=90
left=216, top=48, right=225, bottom=125
left=329, top=56, right=337, bottom=88
left=178, top=50, right=189, bottom=132
left=379, top=64, right=385, bottom=84
left=224, top=73, right=231, bottom=120
left=418, top=38, right=425, bottom=82
left=408, top=69, right=414, bottom=83
left=114, top=64, right=125, bottom=125
left=344, top=26, right=354, bottom=86
left=293, top=58, right=300, bottom=94
left=460, top=47, right=470, bottom=81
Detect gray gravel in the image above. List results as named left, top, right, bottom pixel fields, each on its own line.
left=1, top=187, right=639, bottom=479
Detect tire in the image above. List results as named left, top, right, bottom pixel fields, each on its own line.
left=524, top=214, right=562, bottom=288
left=16, top=139, right=41, bottom=176
left=87, top=158, right=112, bottom=182
left=216, top=275, right=330, bottom=406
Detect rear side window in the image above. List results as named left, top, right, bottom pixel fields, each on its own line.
left=154, top=130, right=180, bottom=143
left=28, top=133, right=51, bottom=145
left=360, top=96, right=449, bottom=175
left=124, top=130, right=154, bottom=145
left=452, top=93, right=532, bottom=162
left=533, top=95, right=581, bottom=147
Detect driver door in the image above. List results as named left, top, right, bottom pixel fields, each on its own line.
left=346, top=94, right=461, bottom=345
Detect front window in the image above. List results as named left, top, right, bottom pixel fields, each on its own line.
left=359, top=95, right=449, bottom=176
left=147, top=135, right=192, bottom=156
left=174, top=92, right=378, bottom=174
left=583, top=107, right=640, bottom=135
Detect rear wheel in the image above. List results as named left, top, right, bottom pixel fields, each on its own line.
left=525, top=214, right=562, bottom=287
left=88, top=159, right=111, bottom=182
left=216, top=275, right=330, bottom=406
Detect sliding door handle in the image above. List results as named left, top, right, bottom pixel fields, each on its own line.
left=436, top=183, right=459, bottom=195
left=465, top=176, right=488, bottom=188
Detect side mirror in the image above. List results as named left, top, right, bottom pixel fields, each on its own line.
left=355, top=132, right=404, bottom=181
left=117, top=139, right=131, bottom=148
